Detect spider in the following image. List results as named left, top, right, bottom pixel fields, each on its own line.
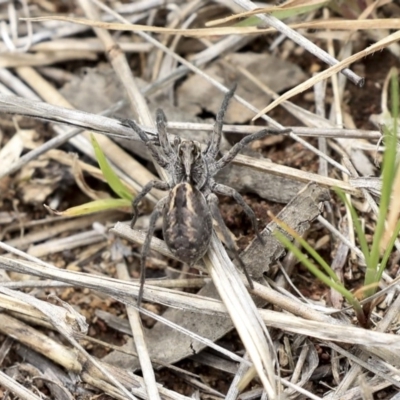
left=126, top=86, right=289, bottom=304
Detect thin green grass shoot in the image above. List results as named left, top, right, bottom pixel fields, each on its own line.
left=271, top=71, right=400, bottom=326
left=47, top=135, right=133, bottom=216
left=90, top=134, right=133, bottom=201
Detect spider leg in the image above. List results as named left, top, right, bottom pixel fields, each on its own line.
left=214, top=127, right=291, bottom=172
left=131, top=180, right=170, bottom=228
left=137, top=196, right=168, bottom=305
left=125, top=119, right=169, bottom=168
left=206, top=85, right=237, bottom=159
left=123, top=118, right=151, bottom=143
left=156, top=109, right=174, bottom=157
left=207, top=193, right=254, bottom=289
left=211, top=182, right=265, bottom=246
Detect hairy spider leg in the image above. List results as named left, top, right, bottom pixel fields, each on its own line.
left=137, top=196, right=168, bottom=305
left=207, top=193, right=254, bottom=289
left=125, top=119, right=169, bottom=168
left=194, top=155, right=210, bottom=190
left=211, top=182, right=265, bottom=246
left=216, top=128, right=269, bottom=169
left=207, top=85, right=237, bottom=160
left=156, top=109, right=174, bottom=157
left=214, top=128, right=290, bottom=172
left=123, top=118, right=150, bottom=143
left=130, top=180, right=170, bottom=228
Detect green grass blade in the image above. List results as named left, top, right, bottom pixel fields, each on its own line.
left=367, top=71, right=399, bottom=296
left=273, top=230, right=362, bottom=314
left=377, top=219, right=400, bottom=280
left=91, top=134, right=133, bottom=201
left=55, top=198, right=131, bottom=216
left=270, top=214, right=340, bottom=282
left=282, top=226, right=341, bottom=284
left=334, top=188, right=370, bottom=267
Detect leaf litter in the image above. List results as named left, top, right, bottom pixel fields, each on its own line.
left=0, top=0, right=400, bottom=399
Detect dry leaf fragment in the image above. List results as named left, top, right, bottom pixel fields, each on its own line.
left=177, top=53, right=306, bottom=124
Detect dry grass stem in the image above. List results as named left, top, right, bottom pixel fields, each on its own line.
left=232, top=0, right=362, bottom=85
left=116, top=261, right=161, bottom=400
left=1, top=1, right=400, bottom=398
left=254, top=30, right=400, bottom=118
left=81, top=3, right=287, bottom=393
left=0, top=370, right=42, bottom=400
left=26, top=16, right=400, bottom=37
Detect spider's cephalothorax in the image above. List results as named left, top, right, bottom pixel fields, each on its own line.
left=126, top=87, right=290, bottom=304
left=174, top=140, right=206, bottom=186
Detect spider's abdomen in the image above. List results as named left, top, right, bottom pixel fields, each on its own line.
left=163, top=182, right=212, bottom=265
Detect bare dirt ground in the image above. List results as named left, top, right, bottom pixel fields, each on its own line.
left=1, top=1, right=400, bottom=399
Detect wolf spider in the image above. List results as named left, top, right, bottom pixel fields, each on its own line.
left=126, top=87, right=289, bottom=304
